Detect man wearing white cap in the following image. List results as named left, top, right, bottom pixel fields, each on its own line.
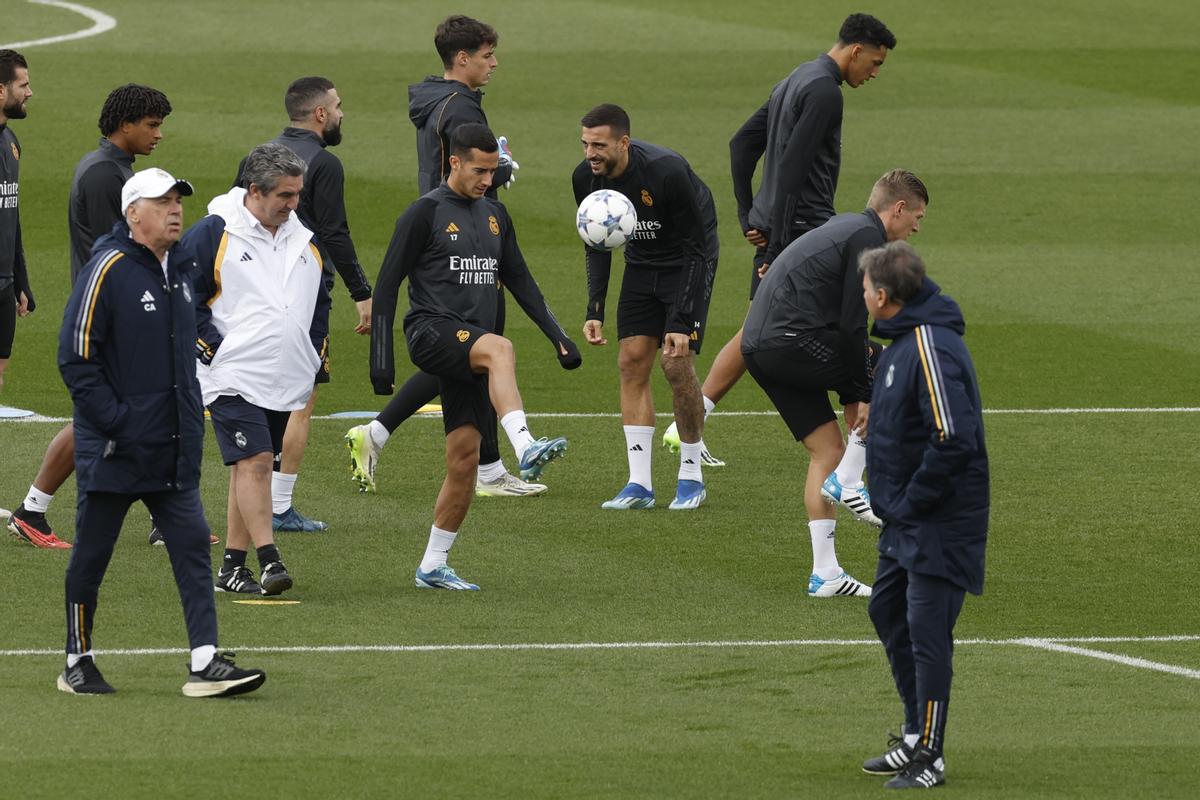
left=183, top=143, right=330, bottom=597
left=57, top=168, right=266, bottom=697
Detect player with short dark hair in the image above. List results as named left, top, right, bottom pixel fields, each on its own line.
left=573, top=103, right=718, bottom=511
left=664, top=12, right=897, bottom=464
left=858, top=241, right=989, bottom=789
left=0, top=49, right=35, bottom=415
left=346, top=14, right=531, bottom=498
left=9, top=83, right=177, bottom=550
left=370, top=122, right=579, bottom=591
left=232, top=76, right=373, bottom=533
left=741, top=170, right=927, bottom=599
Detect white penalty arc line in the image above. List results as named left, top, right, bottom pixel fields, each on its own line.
left=1, top=1, right=117, bottom=49
left=9, top=407, right=1200, bottom=425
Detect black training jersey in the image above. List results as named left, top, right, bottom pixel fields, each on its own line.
left=68, top=138, right=134, bottom=283
left=235, top=128, right=372, bottom=301
left=0, top=123, right=31, bottom=305
left=370, top=184, right=577, bottom=391
left=741, top=208, right=886, bottom=400
left=571, top=139, right=716, bottom=332
left=737, top=54, right=844, bottom=261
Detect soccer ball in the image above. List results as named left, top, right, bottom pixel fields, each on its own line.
left=576, top=189, right=637, bottom=251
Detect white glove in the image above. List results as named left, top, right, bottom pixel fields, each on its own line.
left=497, top=135, right=519, bottom=189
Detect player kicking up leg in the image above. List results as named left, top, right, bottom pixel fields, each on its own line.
left=370, top=123, right=580, bottom=590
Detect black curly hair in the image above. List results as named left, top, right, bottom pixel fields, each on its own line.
left=98, top=84, right=171, bottom=137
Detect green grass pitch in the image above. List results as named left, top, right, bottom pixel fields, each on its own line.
left=2, top=1, right=1199, bottom=797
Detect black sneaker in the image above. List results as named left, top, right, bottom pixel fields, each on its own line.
left=181, top=652, right=266, bottom=698
left=863, top=732, right=913, bottom=775
left=148, top=525, right=165, bottom=546
left=884, top=746, right=945, bottom=789
left=57, top=656, right=116, bottom=694
left=215, top=565, right=262, bottom=594
left=259, top=560, right=293, bottom=596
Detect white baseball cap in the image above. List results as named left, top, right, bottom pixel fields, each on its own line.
left=121, top=168, right=194, bottom=211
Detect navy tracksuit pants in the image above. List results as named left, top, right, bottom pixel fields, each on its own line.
left=868, top=555, right=966, bottom=757
left=65, top=489, right=217, bottom=655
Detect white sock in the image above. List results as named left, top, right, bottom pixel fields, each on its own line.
left=834, top=430, right=867, bottom=487
left=678, top=441, right=703, bottom=482
left=904, top=732, right=920, bottom=748
left=367, top=419, right=390, bottom=449
left=809, top=519, right=840, bottom=579
left=500, top=410, right=535, bottom=460
left=24, top=485, right=53, bottom=514
left=191, top=644, right=216, bottom=672
left=702, top=395, right=716, bottom=417
left=66, top=650, right=93, bottom=668
left=623, top=425, right=654, bottom=490
left=271, top=472, right=297, bottom=515
left=419, top=525, right=457, bottom=572
left=477, top=459, right=505, bottom=483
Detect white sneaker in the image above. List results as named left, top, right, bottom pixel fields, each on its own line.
left=821, top=473, right=881, bottom=527
left=475, top=473, right=547, bottom=497
left=807, top=571, right=872, bottom=598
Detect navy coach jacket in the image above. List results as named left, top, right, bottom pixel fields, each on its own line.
left=866, top=278, right=989, bottom=595
left=58, top=222, right=205, bottom=495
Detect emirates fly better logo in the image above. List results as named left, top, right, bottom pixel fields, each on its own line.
left=448, top=255, right=497, bottom=286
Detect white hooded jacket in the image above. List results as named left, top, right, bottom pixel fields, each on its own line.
left=184, top=187, right=329, bottom=412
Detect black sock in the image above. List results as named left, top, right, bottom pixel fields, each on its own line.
left=222, top=548, right=247, bottom=569
left=377, top=371, right=440, bottom=433
left=256, top=544, right=281, bottom=569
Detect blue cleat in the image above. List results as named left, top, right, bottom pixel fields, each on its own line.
left=807, top=571, right=871, bottom=598
left=820, top=473, right=882, bottom=528
left=415, top=564, right=480, bottom=591
left=600, top=482, right=656, bottom=510
left=518, top=436, right=568, bottom=480
left=272, top=506, right=329, bottom=532
left=668, top=479, right=706, bottom=510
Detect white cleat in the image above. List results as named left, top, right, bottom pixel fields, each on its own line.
left=476, top=473, right=548, bottom=497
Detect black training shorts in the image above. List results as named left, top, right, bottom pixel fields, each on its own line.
left=407, top=319, right=492, bottom=435
left=743, top=338, right=881, bottom=441
left=0, top=282, right=15, bottom=359
left=616, top=263, right=713, bottom=354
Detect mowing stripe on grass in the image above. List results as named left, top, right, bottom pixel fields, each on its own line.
left=1016, top=638, right=1200, bottom=680
left=3, top=634, right=1197, bottom=658
left=8, top=406, right=1200, bottom=425
left=0, top=1, right=117, bottom=49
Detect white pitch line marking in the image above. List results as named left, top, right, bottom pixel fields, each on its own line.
left=9, top=407, right=1200, bottom=425
left=1, top=1, right=117, bottom=49
left=1016, top=638, right=1200, bottom=680
left=2, top=634, right=1197, bottom=659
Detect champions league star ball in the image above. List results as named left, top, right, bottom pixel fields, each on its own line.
left=576, top=189, right=638, bottom=251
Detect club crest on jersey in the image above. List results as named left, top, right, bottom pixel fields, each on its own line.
left=456, top=330, right=471, bottom=343
left=640, top=189, right=653, bottom=207
left=10, top=142, right=19, bottom=160
left=488, top=215, right=500, bottom=236
left=886, top=364, right=895, bottom=388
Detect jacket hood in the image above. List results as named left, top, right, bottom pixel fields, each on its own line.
left=872, top=277, right=966, bottom=340
left=207, top=186, right=250, bottom=229
left=408, top=77, right=478, bottom=126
